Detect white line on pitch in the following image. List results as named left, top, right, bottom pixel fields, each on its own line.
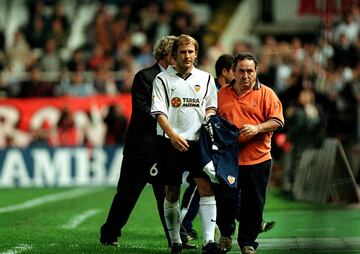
left=0, top=244, right=32, bottom=254
left=62, top=209, right=101, bottom=229
left=0, top=188, right=102, bottom=214
left=297, top=227, right=335, bottom=231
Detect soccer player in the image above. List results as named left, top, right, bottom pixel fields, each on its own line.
left=151, top=34, right=223, bottom=254
left=217, top=52, right=284, bottom=254
left=100, top=35, right=177, bottom=247
left=179, top=53, right=234, bottom=244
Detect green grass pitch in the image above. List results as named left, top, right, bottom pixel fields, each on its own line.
left=0, top=186, right=360, bottom=254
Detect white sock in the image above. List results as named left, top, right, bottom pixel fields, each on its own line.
left=164, top=199, right=181, bottom=244
left=199, top=195, right=216, bottom=245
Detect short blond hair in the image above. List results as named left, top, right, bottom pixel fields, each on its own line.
left=153, top=35, right=177, bottom=61
left=171, top=34, right=199, bottom=57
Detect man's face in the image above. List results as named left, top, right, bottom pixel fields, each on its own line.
left=224, top=68, right=234, bottom=84
left=175, top=43, right=197, bottom=72
left=165, top=52, right=175, bottom=66
left=234, top=59, right=257, bottom=90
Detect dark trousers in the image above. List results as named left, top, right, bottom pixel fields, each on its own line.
left=100, top=156, right=171, bottom=246
left=237, top=160, right=271, bottom=249
left=214, top=182, right=237, bottom=237
left=180, top=175, right=200, bottom=232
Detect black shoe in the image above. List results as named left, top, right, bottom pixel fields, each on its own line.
left=183, top=242, right=198, bottom=249
left=260, top=221, right=276, bottom=233
left=170, top=243, right=182, bottom=254
left=180, top=226, right=198, bottom=241
left=100, top=237, right=119, bottom=247
left=186, top=229, right=198, bottom=240
left=202, top=241, right=224, bottom=254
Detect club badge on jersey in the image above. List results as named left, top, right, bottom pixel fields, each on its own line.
left=194, top=85, right=200, bottom=92
left=171, top=97, right=182, bottom=107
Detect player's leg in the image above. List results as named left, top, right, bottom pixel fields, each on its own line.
left=180, top=175, right=199, bottom=241
left=152, top=183, right=172, bottom=247
left=155, top=137, right=184, bottom=253
left=194, top=177, right=225, bottom=253
left=100, top=157, right=148, bottom=245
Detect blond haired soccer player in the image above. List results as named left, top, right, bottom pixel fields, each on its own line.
left=151, top=34, right=224, bottom=254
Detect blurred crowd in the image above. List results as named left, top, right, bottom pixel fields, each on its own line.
left=0, top=0, right=210, bottom=98
left=0, top=0, right=359, bottom=153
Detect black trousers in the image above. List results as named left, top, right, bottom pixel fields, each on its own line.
left=180, top=175, right=200, bottom=233
left=100, top=156, right=171, bottom=246
left=214, top=160, right=271, bottom=249
left=237, top=160, right=271, bottom=249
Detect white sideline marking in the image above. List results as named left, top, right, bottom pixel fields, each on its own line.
left=62, top=209, right=101, bottom=229
left=225, top=237, right=360, bottom=252
left=0, top=244, right=32, bottom=254
left=0, top=188, right=102, bottom=214
left=297, top=227, right=335, bottom=232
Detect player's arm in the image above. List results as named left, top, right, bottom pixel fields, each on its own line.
left=204, top=75, right=218, bottom=124
left=156, top=115, right=189, bottom=151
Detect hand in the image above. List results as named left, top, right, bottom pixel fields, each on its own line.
left=240, top=124, right=260, bottom=137
left=203, top=112, right=215, bottom=125
left=169, top=133, right=189, bottom=152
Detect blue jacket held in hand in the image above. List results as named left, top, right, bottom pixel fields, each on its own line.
left=199, top=115, right=239, bottom=188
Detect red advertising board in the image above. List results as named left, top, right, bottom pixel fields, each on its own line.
left=0, top=94, right=132, bottom=147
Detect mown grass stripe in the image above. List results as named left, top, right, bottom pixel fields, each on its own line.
left=0, top=188, right=102, bottom=214
left=0, top=244, right=32, bottom=254
left=62, top=209, right=101, bottom=229
left=257, top=237, right=360, bottom=250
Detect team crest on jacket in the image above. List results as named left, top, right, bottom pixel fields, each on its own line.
left=171, top=97, right=182, bottom=107
left=227, top=175, right=236, bottom=185
left=194, top=84, right=200, bottom=92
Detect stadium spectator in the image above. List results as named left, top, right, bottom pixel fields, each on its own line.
left=334, top=11, right=359, bottom=44
left=38, top=38, right=63, bottom=77
left=19, top=65, right=56, bottom=98
left=24, top=15, right=47, bottom=49
left=87, top=44, right=107, bottom=71
left=5, top=30, right=34, bottom=75
left=103, top=104, right=128, bottom=145
left=332, top=32, right=358, bottom=69
left=47, top=18, right=68, bottom=48
left=55, top=107, right=80, bottom=146
left=57, top=71, right=95, bottom=97
left=282, top=87, right=326, bottom=197
left=66, top=48, right=88, bottom=72
left=151, top=34, right=223, bottom=254
left=28, top=120, right=55, bottom=147
left=49, top=1, right=70, bottom=37
left=100, top=35, right=177, bottom=248
left=93, top=65, right=117, bottom=95
left=217, top=52, right=284, bottom=254
left=92, top=4, right=114, bottom=54
left=0, top=26, right=4, bottom=52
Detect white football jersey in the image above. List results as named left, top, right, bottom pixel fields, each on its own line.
left=151, top=65, right=217, bottom=141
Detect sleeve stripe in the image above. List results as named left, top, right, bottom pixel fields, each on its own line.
left=206, top=106, right=217, bottom=111
left=151, top=111, right=167, bottom=117
left=157, top=76, right=169, bottom=108
left=202, top=74, right=211, bottom=100
left=269, top=117, right=284, bottom=130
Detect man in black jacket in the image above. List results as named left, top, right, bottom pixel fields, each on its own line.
left=100, top=36, right=177, bottom=247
